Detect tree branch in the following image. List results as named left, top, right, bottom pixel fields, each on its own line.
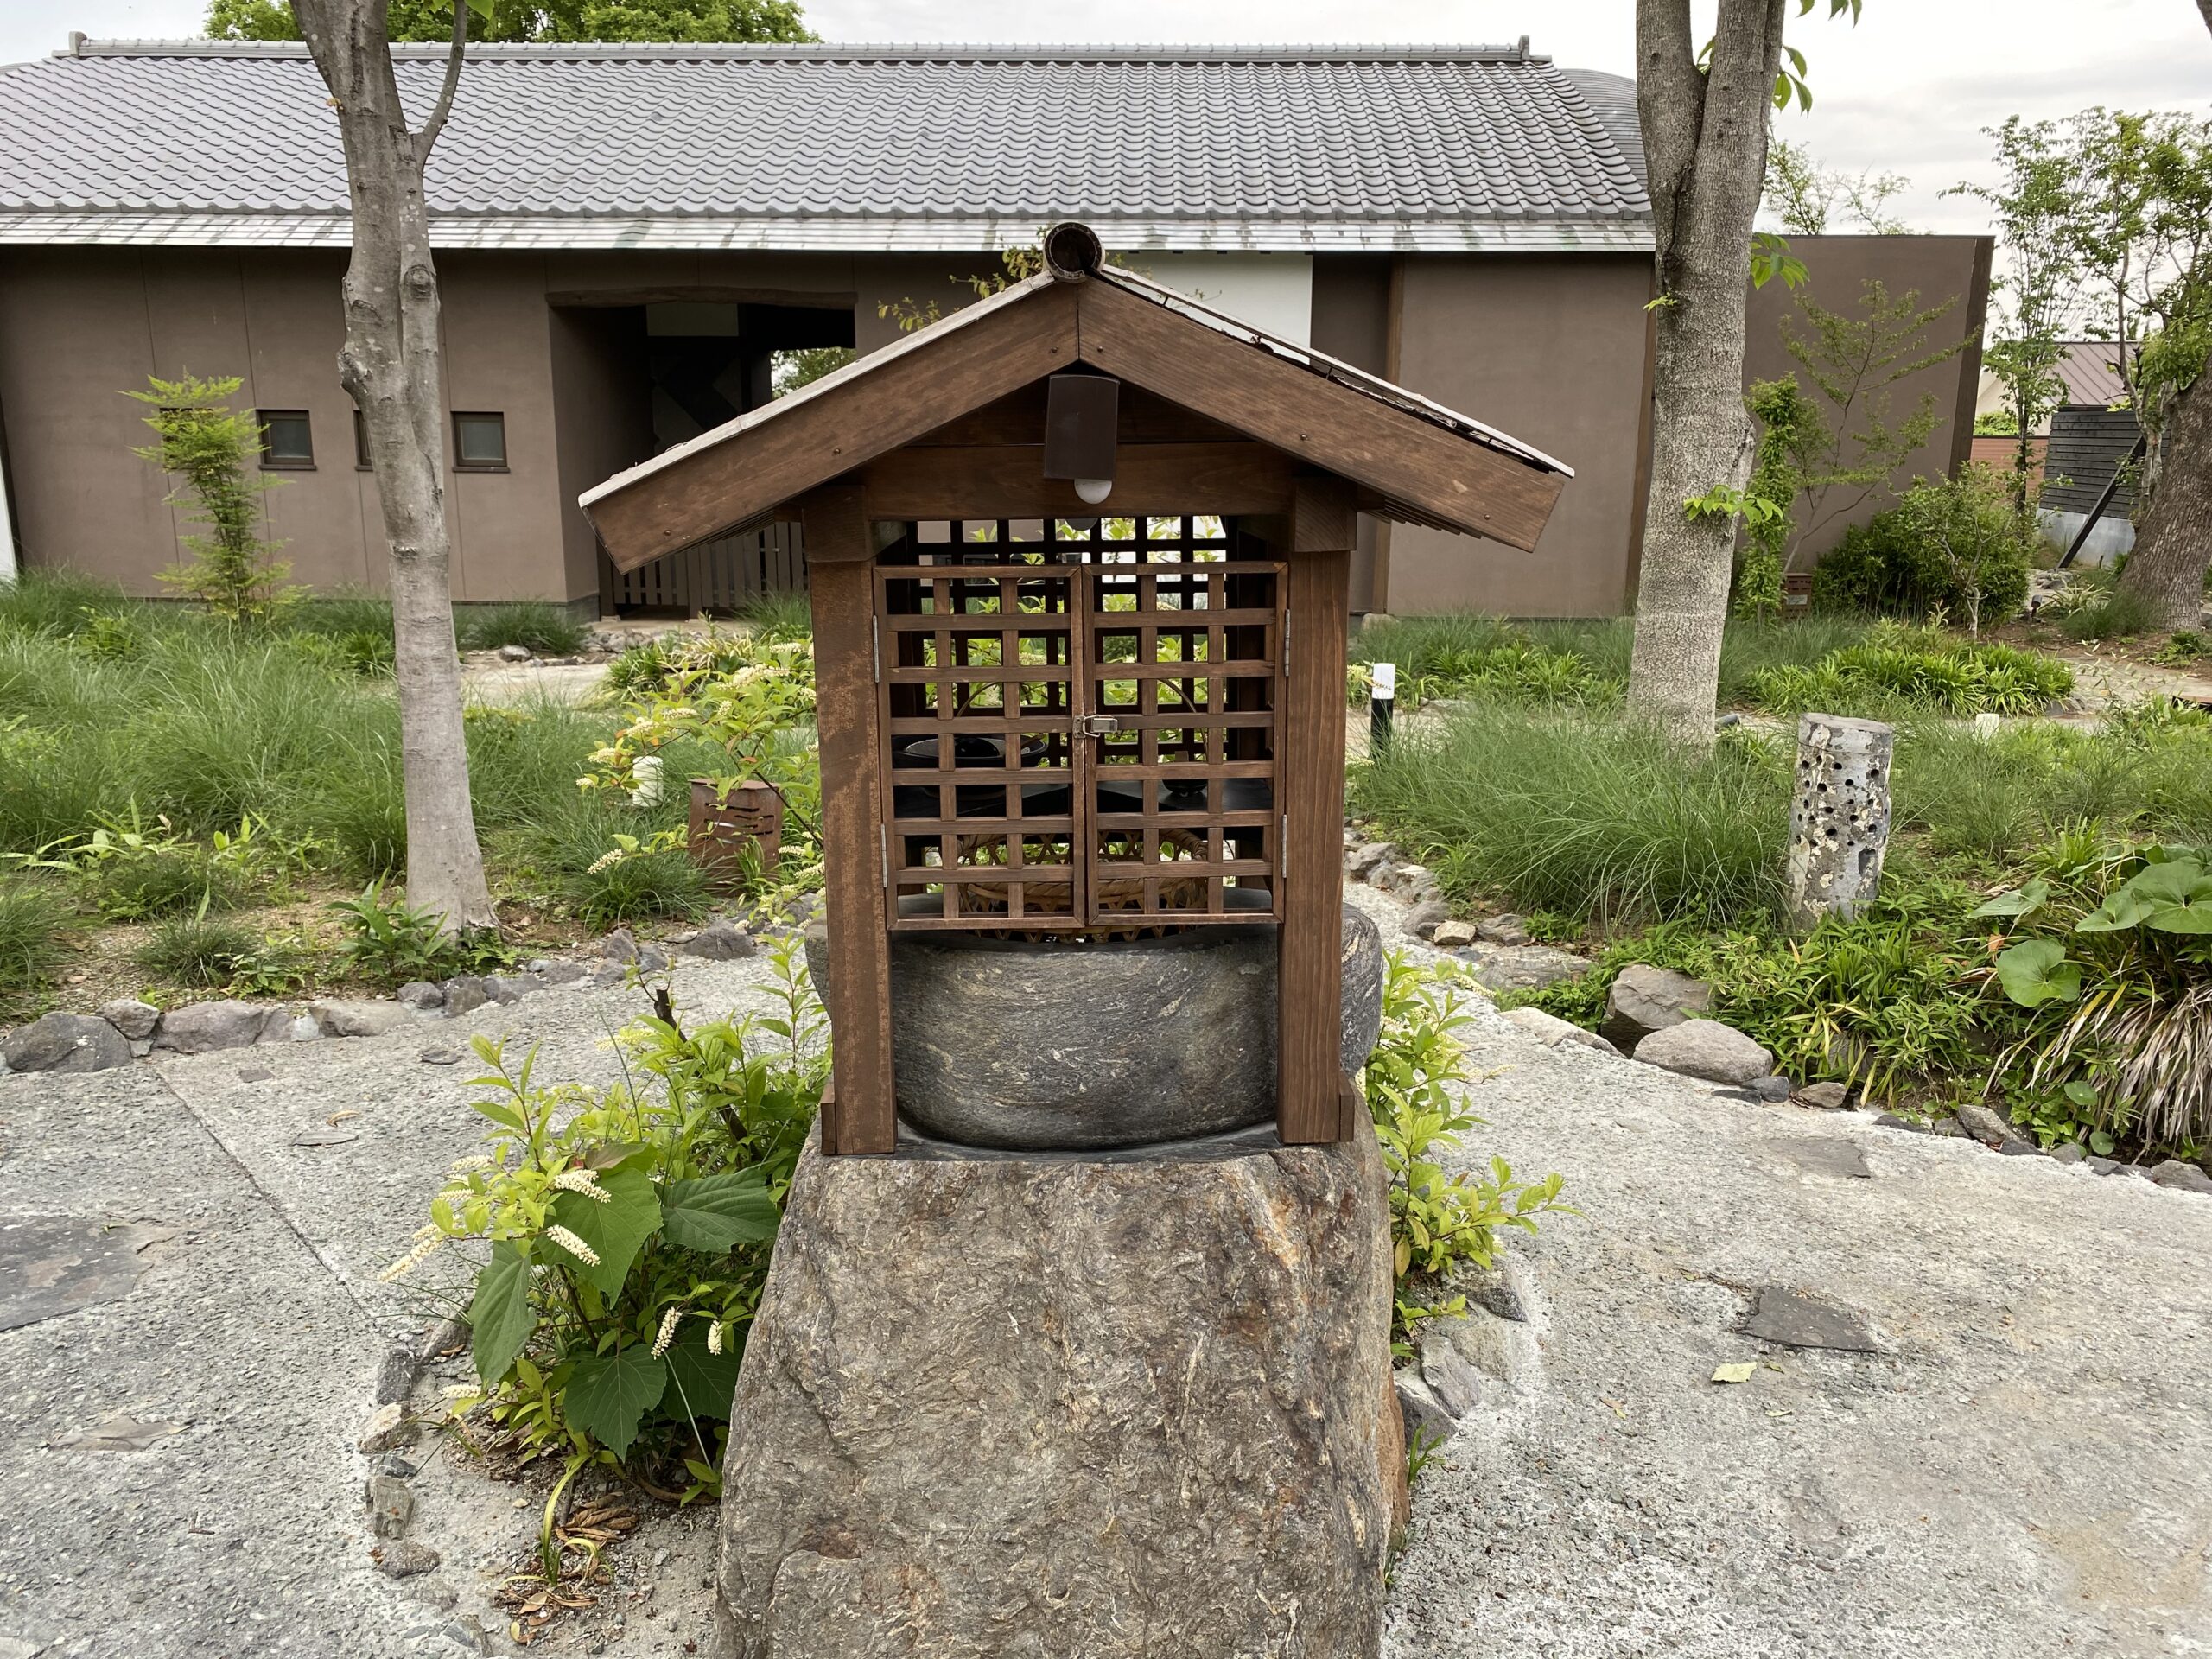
left=1635, top=0, right=1704, bottom=251
left=415, top=0, right=469, bottom=159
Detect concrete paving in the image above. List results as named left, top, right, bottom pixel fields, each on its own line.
left=1358, top=887, right=2212, bottom=1659
left=4, top=896, right=2209, bottom=1657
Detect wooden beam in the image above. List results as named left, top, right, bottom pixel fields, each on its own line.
left=1277, top=476, right=1355, bottom=1145
left=804, top=483, right=895, bottom=1155
left=586, top=282, right=1081, bottom=571
left=902, top=381, right=1249, bottom=448
left=858, top=442, right=1294, bottom=521
left=1075, top=278, right=1565, bottom=552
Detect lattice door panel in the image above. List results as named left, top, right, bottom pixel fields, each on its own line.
left=874, top=516, right=1284, bottom=934
left=877, top=562, right=1085, bottom=930
left=1085, top=550, right=1284, bottom=925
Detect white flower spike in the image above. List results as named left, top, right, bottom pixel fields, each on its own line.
left=545, top=1224, right=601, bottom=1267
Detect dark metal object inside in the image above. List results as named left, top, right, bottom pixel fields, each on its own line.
left=1041, top=219, right=1105, bottom=282
left=1043, top=372, right=1119, bottom=484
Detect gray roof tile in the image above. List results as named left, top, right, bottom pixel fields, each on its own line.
left=0, top=41, right=1650, bottom=251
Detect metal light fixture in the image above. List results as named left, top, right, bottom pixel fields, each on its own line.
left=1044, top=372, right=1118, bottom=509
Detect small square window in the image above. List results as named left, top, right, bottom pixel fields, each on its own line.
left=353, top=407, right=372, bottom=469
left=258, top=410, right=314, bottom=469
left=453, top=411, right=507, bottom=471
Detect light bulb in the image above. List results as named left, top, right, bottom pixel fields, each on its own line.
left=1074, top=477, right=1113, bottom=505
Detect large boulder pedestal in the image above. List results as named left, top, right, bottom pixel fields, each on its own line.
left=714, top=1118, right=1402, bottom=1659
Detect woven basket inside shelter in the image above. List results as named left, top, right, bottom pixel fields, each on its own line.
left=957, top=826, right=1211, bottom=939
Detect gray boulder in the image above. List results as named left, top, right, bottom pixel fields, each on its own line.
left=1419, top=1332, right=1484, bottom=1417
left=536, top=960, right=589, bottom=986
left=1798, top=1081, right=1851, bottom=1110
left=1430, top=919, right=1478, bottom=949
left=2148, top=1160, right=2212, bottom=1195
left=600, top=928, right=640, bottom=963
left=151, top=1001, right=282, bottom=1055
left=1395, top=1369, right=1457, bottom=1449
left=1599, top=963, right=1713, bottom=1051
left=1345, top=842, right=1395, bottom=881
left=1955, top=1103, right=2029, bottom=1149
left=3, top=1012, right=132, bottom=1074
left=716, top=1122, right=1398, bottom=1659
left=1476, top=913, right=1531, bottom=946
left=1404, top=895, right=1450, bottom=939
left=1499, top=1004, right=1622, bottom=1057
left=308, top=999, right=406, bottom=1039
left=1459, top=944, right=1589, bottom=995
left=439, top=977, right=490, bottom=1016
left=97, top=998, right=161, bottom=1041
left=395, top=982, right=444, bottom=1012
left=679, top=919, right=756, bottom=961
left=1633, top=1019, right=1775, bottom=1087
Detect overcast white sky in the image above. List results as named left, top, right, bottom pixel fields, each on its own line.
left=3, top=0, right=2207, bottom=234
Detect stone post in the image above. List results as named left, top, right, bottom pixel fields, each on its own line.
left=1784, top=712, right=1894, bottom=929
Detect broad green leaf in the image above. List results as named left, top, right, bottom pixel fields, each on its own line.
left=2063, top=1080, right=2099, bottom=1109
left=661, top=1169, right=780, bottom=1254
left=563, top=1344, right=667, bottom=1460
left=550, top=1161, right=661, bottom=1299
left=2089, top=1129, right=2116, bottom=1156
left=2075, top=884, right=2157, bottom=933
left=1994, top=939, right=2082, bottom=1007
left=1973, top=879, right=2050, bottom=918
left=470, top=1239, right=536, bottom=1386
left=661, top=1332, right=743, bottom=1424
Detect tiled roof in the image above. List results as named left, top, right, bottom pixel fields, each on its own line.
left=2054, top=340, right=2130, bottom=409
left=0, top=40, right=1652, bottom=252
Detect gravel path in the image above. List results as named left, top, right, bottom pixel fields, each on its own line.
left=1354, top=886, right=2212, bottom=1659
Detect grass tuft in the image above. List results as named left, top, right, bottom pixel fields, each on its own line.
left=0, top=878, right=78, bottom=996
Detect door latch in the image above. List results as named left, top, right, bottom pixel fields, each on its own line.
left=1076, top=714, right=1122, bottom=736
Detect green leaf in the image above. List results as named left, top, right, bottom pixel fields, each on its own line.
left=2089, top=1129, right=2116, bottom=1157
left=469, top=1239, right=536, bottom=1386
left=1973, top=879, right=2050, bottom=918
left=563, top=1344, right=667, bottom=1461
left=550, top=1161, right=662, bottom=1299
left=661, top=1332, right=743, bottom=1424
left=661, top=1168, right=781, bottom=1254
left=1994, top=939, right=2082, bottom=1007
left=2063, top=1080, right=2099, bottom=1109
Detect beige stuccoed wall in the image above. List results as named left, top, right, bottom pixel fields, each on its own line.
left=1382, top=252, right=1656, bottom=618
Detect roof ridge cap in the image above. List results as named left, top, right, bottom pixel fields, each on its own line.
left=61, top=38, right=1551, bottom=64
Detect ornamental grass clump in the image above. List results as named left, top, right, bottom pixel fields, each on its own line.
left=414, top=941, right=825, bottom=1499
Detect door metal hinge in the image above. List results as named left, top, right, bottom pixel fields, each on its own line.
left=871, top=615, right=881, bottom=683
left=1282, top=609, right=1290, bottom=676
left=1280, top=814, right=1289, bottom=880
left=1076, top=714, right=1122, bottom=736
left=880, top=824, right=889, bottom=888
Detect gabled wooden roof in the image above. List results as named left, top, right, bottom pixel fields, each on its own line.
left=581, top=263, right=1573, bottom=572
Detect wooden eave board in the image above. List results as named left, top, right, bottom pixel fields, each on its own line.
left=581, top=270, right=1568, bottom=569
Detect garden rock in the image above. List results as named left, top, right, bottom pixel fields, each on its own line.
left=1797, top=1082, right=1851, bottom=1110
left=151, top=1001, right=282, bottom=1055
left=356, top=1402, right=407, bottom=1454
left=1751, top=1075, right=1795, bottom=1102
left=716, top=1121, right=1399, bottom=1659
left=1395, top=1369, right=1458, bottom=1449
left=1375, top=861, right=1430, bottom=897
left=496, top=644, right=532, bottom=662
left=1430, top=919, right=1478, bottom=949
left=536, top=960, right=588, bottom=985
left=365, top=1473, right=413, bottom=1539
left=1599, top=963, right=1713, bottom=1051
left=2148, top=1160, right=2212, bottom=1195
left=1345, top=842, right=1395, bottom=881
left=3, top=1013, right=130, bottom=1075
left=1498, top=1005, right=1621, bottom=1057
left=679, top=919, right=755, bottom=960
left=1457, top=944, right=1588, bottom=994
left=395, top=982, right=444, bottom=1012
left=601, top=929, right=641, bottom=963
left=373, top=1540, right=442, bottom=1580
left=1476, top=913, right=1531, bottom=946
left=1955, top=1103, right=2028, bottom=1149
left=483, top=976, right=531, bottom=1004
left=1874, top=1112, right=1926, bottom=1134
left=1405, top=895, right=1450, bottom=939
left=1740, top=1285, right=1881, bottom=1353
left=1420, top=1333, right=1484, bottom=1416
left=97, top=998, right=161, bottom=1041
left=2050, top=1143, right=2088, bottom=1165
left=438, top=978, right=490, bottom=1016
left=308, top=1000, right=406, bottom=1039
left=1633, top=1020, right=1774, bottom=1087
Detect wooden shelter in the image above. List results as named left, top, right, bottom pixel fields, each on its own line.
left=582, top=224, right=1570, bottom=1156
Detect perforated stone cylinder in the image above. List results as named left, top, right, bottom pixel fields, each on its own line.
left=1784, top=713, right=1894, bottom=929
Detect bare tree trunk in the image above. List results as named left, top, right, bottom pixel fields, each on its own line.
left=1626, top=0, right=1790, bottom=747
left=296, top=0, right=495, bottom=931
left=2118, top=363, right=2212, bottom=630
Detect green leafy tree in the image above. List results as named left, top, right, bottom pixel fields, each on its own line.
left=1762, top=136, right=1911, bottom=234
left=1735, top=376, right=1817, bottom=618
left=208, top=0, right=810, bottom=41
left=124, top=372, right=299, bottom=624
left=1948, top=118, right=2087, bottom=518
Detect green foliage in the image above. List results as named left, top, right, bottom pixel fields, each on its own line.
left=0, top=879, right=78, bottom=997
left=123, top=373, right=298, bottom=625
left=1353, top=702, right=1789, bottom=929
left=1974, top=411, right=2022, bottom=435
left=770, top=347, right=855, bottom=397
left=420, top=941, right=826, bottom=1490
left=136, top=906, right=264, bottom=987
left=2057, top=582, right=2164, bottom=643
left=1365, top=955, right=1567, bottom=1353
left=1738, top=377, right=1819, bottom=618
left=328, top=877, right=512, bottom=983
left=97, top=849, right=242, bottom=921
left=458, top=602, right=588, bottom=657
left=1979, top=841, right=2212, bottom=1149
left=1749, top=626, right=2069, bottom=718
left=207, top=0, right=813, bottom=45
left=1888, top=468, right=2037, bottom=634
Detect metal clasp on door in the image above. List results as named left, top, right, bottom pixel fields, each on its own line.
left=1076, top=714, right=1122, bottom=737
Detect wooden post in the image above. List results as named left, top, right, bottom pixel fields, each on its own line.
left=1278, top=475, right=1354, bottom=1144
left=803, top=483, right=896, bottom=1155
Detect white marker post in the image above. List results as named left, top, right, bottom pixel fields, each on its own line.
left=1369, top=661, right=1396, bottom=760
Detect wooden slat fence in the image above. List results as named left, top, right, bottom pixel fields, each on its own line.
left=612, top=520, right=805, bottom=613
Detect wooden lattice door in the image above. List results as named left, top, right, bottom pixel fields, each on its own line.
left=876, top=517, right=1286, bottom=932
